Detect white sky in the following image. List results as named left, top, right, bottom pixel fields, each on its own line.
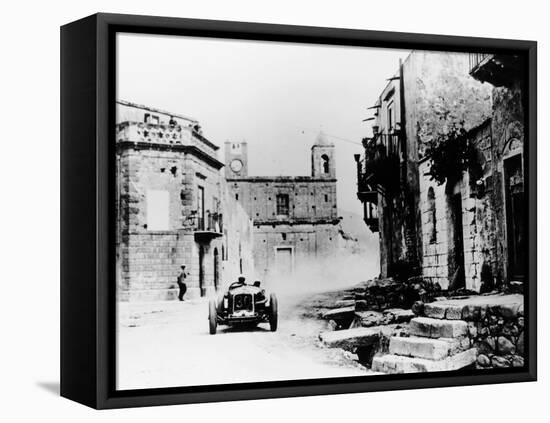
left=117, top=33, right=410, bottom=215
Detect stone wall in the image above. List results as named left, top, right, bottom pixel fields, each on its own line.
left=224, top=136, right=341, bottom=283
left=471, top=302, right=525, bottom=369
left=227, top=178, right=338, bottom=222
left=418, top=121, right=498, bottom=292
left=372, top=51, right=493, bottom=280
left=419, top=294, right=525, bottom=369
left=118, top=232, right=182, bottom=302
left=252, top=222, right=341, bottom=280
left=417, top=79, right=526, bottom=292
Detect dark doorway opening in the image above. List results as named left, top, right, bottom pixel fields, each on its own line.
left=199, top=245, right=205, bottom=296
left=213, top=248, right=220, bottom=291
left=504, top=155, right=526, bottom=281
left=449, top=193, right=465, bottom=290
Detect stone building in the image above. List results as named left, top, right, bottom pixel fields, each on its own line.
left=115, top=100, right=254, bottom=301
left=356, top=51, right=526, bottom=292
left=224, top=133, right=342, bottom=281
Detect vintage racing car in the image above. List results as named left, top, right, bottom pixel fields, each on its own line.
left=209, top=277, right=278, bottom=334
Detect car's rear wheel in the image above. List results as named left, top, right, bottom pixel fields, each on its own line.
left=269, top=293, right=278, bottom=332
left=209, top=299, right=217, bottom=335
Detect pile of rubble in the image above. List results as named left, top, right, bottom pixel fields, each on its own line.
left=318, top=278, right=419, bottom=368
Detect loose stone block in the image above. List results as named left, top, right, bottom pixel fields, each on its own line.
left=445, top=305, right=464, bottom=320
left=322, top=306, right=355, bottom=321
left=334, top=299, right=356, bottom=308
left=424, top=303, right=447, bottom=319
left=511, top=355, right=525, bottom=368
left=477, top=354, right=491, bottom=367
left=383, top=308, right=415, bottom=324
left=372, top=348, right=477, bottom=374
left=409, top=317, right=468, bottom=339
left=491, top=355, right=511, bottom=368
left=354, top=311, right=384, bottom=327
left=319, top=327, right=381, bottom=350
left=497, top=336, right=516, bottom=355
left=499, top=303, right=520, bottom=320
left=389, top=336, right=456, bottom=360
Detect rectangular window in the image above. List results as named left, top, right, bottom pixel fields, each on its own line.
left=146, top=190, right=169, bottom=230
left=197, top=186, right=205, bottom=230
left=276, top=194, right=289, bottom=216
left=144, top=113, right=160, bottom=124
left=387, top=101, right=394, bottom=131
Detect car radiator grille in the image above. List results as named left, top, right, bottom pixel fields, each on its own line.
left=233, top=293, right=253, bottom=312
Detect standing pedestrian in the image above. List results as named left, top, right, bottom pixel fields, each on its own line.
left=177, top=265, right=188, bottom=301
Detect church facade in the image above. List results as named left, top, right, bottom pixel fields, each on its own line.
left=224, top=133, right=342, bottom=281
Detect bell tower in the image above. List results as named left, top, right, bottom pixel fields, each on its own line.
left=224, top=141, right=248, bottom=179
left=311, top=131, right=335, bottom=178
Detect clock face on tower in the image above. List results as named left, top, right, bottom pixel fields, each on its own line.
left=230, top=159, right=243, bottom=173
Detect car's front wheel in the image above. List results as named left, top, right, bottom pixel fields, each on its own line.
left=269, top=293, right=278, bottom=332
left=209, top=299, right=217, bottom=335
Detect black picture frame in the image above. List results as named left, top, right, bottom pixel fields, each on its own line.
left=60, top=12, right=537, bottom=409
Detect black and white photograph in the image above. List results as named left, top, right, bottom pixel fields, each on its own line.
left=114, top=33, right=529, bottom=390
left=3, top=0, right=548, bottom=419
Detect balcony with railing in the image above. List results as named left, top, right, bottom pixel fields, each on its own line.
left=354, top=131, right=403, bottom=232
left=357, top=132, right=403, bottom=195
left=193, top=211, right=223, bottom=241
left=469, top=53, right=524, bottom=87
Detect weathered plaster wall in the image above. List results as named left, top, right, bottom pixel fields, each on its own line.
left=374, top=51, right=494, bottom=282
left=228, top=179, right=338, bottom=222
left=252, top=223, right=341, bottom=280
left=418, top=121, right=502, bottom=292
left=489, top=81, right=525, bottom=286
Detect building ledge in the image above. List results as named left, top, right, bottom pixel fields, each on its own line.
left=253, top=217, right=341, bottom=226
left=194, top=230, right=223, bottom=241
left=117, top=140, right=224, bottom=170
left=227, top=176, right=337, bottom=183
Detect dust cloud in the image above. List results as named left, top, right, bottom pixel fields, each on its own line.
left=263, top=250, right=379, bottom=301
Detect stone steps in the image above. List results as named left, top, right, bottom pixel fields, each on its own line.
left=372, top=348, right=477, bottom=374
left=409, top=316, right=468, bottom=339
left=389, top=336, right=467, bottom=361
left=372, top=316, right=476, bottom=374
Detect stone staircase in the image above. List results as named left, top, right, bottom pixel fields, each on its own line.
left=372, top=316, right=477, bottom=373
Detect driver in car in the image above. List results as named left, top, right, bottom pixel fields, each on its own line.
left=231, top=275, right=247, bottom=289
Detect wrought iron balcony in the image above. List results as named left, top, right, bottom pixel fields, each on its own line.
left=358, top=133, right=402, bottom=194
left=362, top=201, right=379, bottom=233
left=356, top=166, right=378, bottom=204
left=469, top=53, right=524, bottom=87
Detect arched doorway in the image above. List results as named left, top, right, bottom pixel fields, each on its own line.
left=321, top=154, right=330, bottom=174
left=213, top=248, right=220, bottom=291
left=199, top=245, right=205, bottom=296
